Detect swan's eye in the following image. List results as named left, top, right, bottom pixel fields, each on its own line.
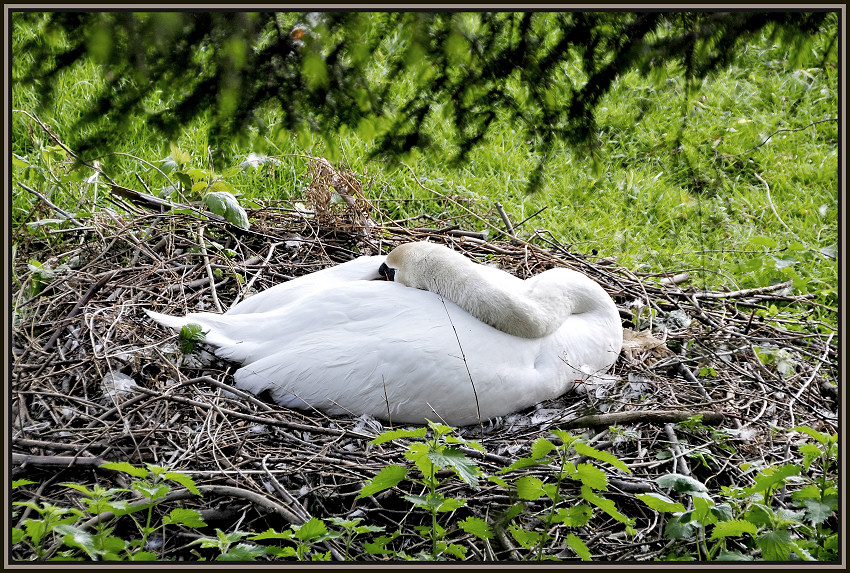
left=378, top=262, right=396, bottom=281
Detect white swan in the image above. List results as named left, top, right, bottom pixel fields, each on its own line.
left=146, top=241, right=623, bottom=426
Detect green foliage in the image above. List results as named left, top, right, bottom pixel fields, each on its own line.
left=639, top=425, right=838, bottom=561
left=178, top=323, right=207, bottom=355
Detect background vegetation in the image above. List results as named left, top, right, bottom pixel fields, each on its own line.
left=10, top=9, right=840, bottom=563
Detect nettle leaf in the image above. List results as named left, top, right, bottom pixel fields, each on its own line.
left=444, top=434, right=485, bottom=453
left=797, top=443, right=822, bottom=471
left=405, top=442, right=434, bottom=479
left=371, top=427, right=428, bottom=445
left=508, top=524, right=542, bottom=549
left=801, top=498, right=834, bottom=525
left=709, top=519, right=758, bottom=540
left=515, top=475, right=546, bottom=501
left=576, top=463, right=609, bottom=490
left=459, top=516, right=493, bottom=540
left=204, top=190, right=250, bottom=230
left=164, top=471, right=202, bottom=496
left=554, top=505, right=593, bottom=527
left=746, top=464, right=801, bottom=495
left=294, top=517, right=328, bottom=541
left=163, top=508, right=207, bottom=528
left=663, top=515, right=695, bottom=540
left=12, top=479, right=37, bottom=489
left=656, top=473, right=710, bottom=498
left=530, top=437, right=557, bottom=459
left=756, top=530, right=794, bottom=561
left=715, top=549, right=755, bottom=561
left=572, top=441, right=631, bottom=473
left=636, top=492, right=687, bottom=513
left=100, top=461, right=149, bottom=479
left=219, top=543, right=266, bottom=561
left=54, top=524, right=98, bottom=559
left=250, top=528, right=294, bottom=541
left=500, top=456, right=544, bottom=474
left=357, top=465, right=407, bottom=499
left=791, top=425, right=830, bottom=445
left=581, top=485, right=632, bottom=525
left=567, top=533, right=592, bottom=561
left=428, top=447, right=480, bottom=488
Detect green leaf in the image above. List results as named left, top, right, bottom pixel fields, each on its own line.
left=567, top=533, right=592, bottom=561
left=100, top=461, right=149, bottom=479
left=656, top=473, right=710, bottom=498
left=508, top=524, right=542, bottom=549
left=500, top=456, right=545, bottom=474
left=163, top=471, right=201, bottom=496
left=437, top=496, right=466, bottom=513
left=709, top=519, right=758, bottom=540
left=54, top=524, right=99, bottom=559
left=458, top=516, right=493, bottom=540
left=746, top=464, right=801, bottom=495
left=249, top=528, right=293, bottom=541
left=791, top=425, right=830, bottom=445
left=576, top=463, right=609, bottom=490
left=371, top=427, right=428, bottom=445
left=756, top=529, right=794, bottom=561
left=445, top=543, right=467, bottom=559
left=715, top=549, right=755, bottom=561
left=218, top=543, right=267, bottom=561
left=663, top=515, right=695, bottom=540
left=572, top=441, right=631, bottom=473
left=530, top=437, right=557, bottom=459
left=515, top=475, right=546, bottom=501
left=12, top=479, right=37, bottom=489
left=801, top=498, right=834, bottom=525
left=428, top=447, right=480, bottom=488
left=487, top=475, right=508, bottom=487
left=203, top=190, right=250, bottom=230
left=294, top=517, right=327, bottom=541
left=404, top=442, right=434, bottom=480
left=636, top=492, right=687, bottom=513
left=357, top=465, right=407, bottom=499
left=163, top=508, right=207, bottom=528
left=581, top=485, right=632, bottom=525
left=554, top=505, right=593, bottom=527
left=751, top=235, right=777, bottom=248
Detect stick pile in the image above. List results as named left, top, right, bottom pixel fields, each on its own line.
left=11, top=159, right=837, bottom=561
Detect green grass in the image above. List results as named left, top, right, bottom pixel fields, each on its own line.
left=11, top=14, right=838, bottom=311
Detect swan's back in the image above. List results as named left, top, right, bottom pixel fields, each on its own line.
left=147, top=248, right=623, bottom=425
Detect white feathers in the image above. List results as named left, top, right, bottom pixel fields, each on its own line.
left=147, top=242, right=623, bottom=426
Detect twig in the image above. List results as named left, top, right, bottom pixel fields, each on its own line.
left=724, top=118, right=837, bottom=158
left=230, top=242, right=282, bottom=307
left=17, top=182, right=86, bottom=228
left=788, top=332, right=834, bottom=427
left=664, top=423, right=691, bottom=477
left=440, top=297, right=484, bottom=437
left=198, top=225, right=223, bottom=313
left=560, top=409, right=724, bottom=430
left=494, top=201, right=518, bottom=244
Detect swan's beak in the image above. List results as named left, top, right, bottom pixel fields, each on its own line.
left=378, top=262, right=396, bottom=281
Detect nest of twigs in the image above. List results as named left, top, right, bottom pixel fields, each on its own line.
left=11, top=158, right=838, bottom=562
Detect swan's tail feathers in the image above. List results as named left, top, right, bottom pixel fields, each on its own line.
left=144, top=309, right=192, bottom=331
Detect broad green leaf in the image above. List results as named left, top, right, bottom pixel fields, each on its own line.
left=163, top=508, right=207, bottom=528
left=250, top=528, right=293, bottom=541
left=500, top=456, right=545, bottom=474
left=709, top=519, right=758, bottom=540
left=54, top=524, right=98, bottom=559
left=445, top=543, right=467, bottom=559
left=294, top=517, right=327, bottom=541
left=487, top=475, right=508, bottom=487
left=656, top=473, right=710, bottom=498
left=636, top=492, right=687, bottom=513
left=357, top=464, right=407, bottom=499
left=404, top=442, right=434, bottom=479
left=12, top=479, right=37, bottom=489
left=530, top=437, right=557, bottom=459
left=508, top=524, right=542, bottom=549
left=573, top=441, right=631, bottom=473
left=756, top=530, right=794, bottom=561
left=218, top=543, right=266, bottom=561
left=428, top=447, right=480, bottom=488
left=515, top=475, right=546, bottom=501
left=554, top=505, right=593, bottom=527
left=444, top=434, right=485, bottom=453
left=567, top=533, right=592, bottom=561
left=801, top=498, right=834, bottom=525
left=791, top=425, right=829, bottom=445
left=576, top=463, right=609, bottom=490
left=163, top=471, right=201, bottom=496
left=458, top=516, right=493, bottom=540
left=746, top=464, right=801, bottom=495
left=12, top=528, right=25, bottom=544
left=751, top=235, right=777, bottom=248
left=798, top=443, right=822, bottom=471
left=581, top=485, right=632, bottom=525
left=549, top=429, right=576, bottom=446
left=663, top=516, right=695, bottom=540
left=715, top=549, right=755, bottom=561
left=204, top=191, right=250, bottom=230
left=371, top=427, right=428, bottom=445
left=100, top=461, right=149, bottom=479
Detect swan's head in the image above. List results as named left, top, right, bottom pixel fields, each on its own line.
left=380, top=242, right=466, bottom=290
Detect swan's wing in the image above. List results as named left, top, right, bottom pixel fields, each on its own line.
left=227, top=282, right=567, bottom=425
left=224, top=255, right=386, bottom=315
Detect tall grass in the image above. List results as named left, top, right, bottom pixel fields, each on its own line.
left=11, top=13, right=838, bottom=308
